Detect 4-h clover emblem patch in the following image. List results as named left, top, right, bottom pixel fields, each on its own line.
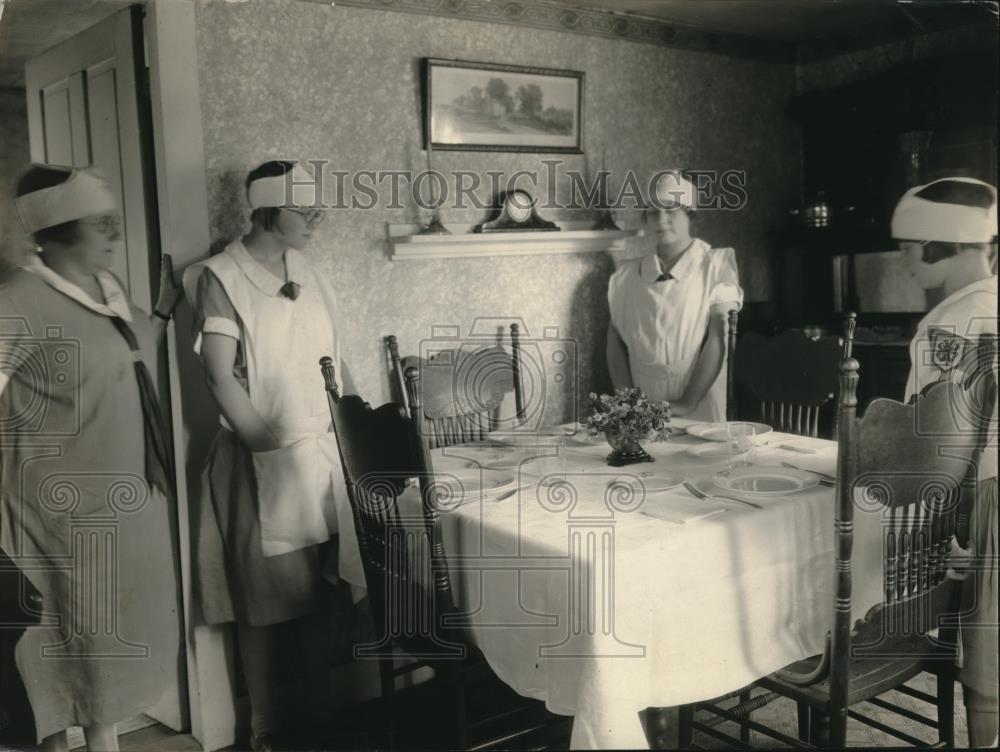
left=928, top=328, right=966, bottom=373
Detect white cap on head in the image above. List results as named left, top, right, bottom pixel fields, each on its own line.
left=891, top=177, right=997, bottom=244
left=14, top=166, right=118, bottom=233
left=247, top=161, right=322, bottom=210
left=652, top=170, right=695, bottom=210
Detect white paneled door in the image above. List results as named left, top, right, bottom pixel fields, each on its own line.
left=25, top=6, right=153, bottom=309
left=23, top=5, right=187, bottom=737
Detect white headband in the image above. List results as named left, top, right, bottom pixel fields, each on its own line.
left=247, top=163, right=322, bottom=209
left=652, top=171, right=695, bottom=209
left=892, top=177, right=998, bottom=244
left=14, top=167, right=118, bottom=233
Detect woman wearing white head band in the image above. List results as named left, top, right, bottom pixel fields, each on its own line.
left=182, top=161, right=361, bottom=752
left=607, top=170, right=743, bottom=420
left=0, top=165, right=182, bottom=752
left=894, top=177, right=998, bottom=748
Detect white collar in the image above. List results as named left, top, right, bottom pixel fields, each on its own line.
left=229, top=240, right=306, bottom=297
left=639, top=238, right=706, bottom=283
left=922, top=275, right=997, bottom=325
left=23, top=254, right=133, bottom=322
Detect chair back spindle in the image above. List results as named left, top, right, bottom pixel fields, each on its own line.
left=832, top=312, right=858, bottom=438
left=385, top=335, right=408, bottom=410
left=735, top=329, right=842, bottom=437
left=726, top=309, right=739, bottom=421
left=511, top=323, right=526, bottom=425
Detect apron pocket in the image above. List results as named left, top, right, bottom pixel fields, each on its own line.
left=252, top=438, right=332, bottom=557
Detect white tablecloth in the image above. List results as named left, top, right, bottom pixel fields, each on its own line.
left=432, top=424, right=884, bottom=749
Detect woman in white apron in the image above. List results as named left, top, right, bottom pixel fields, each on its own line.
left=184, top=161, right=361, bottom=752
left=893, top=177, right=998, bottom=747
left=607, top=171, right=743, bottom=421
left=1, top=166, right=182, bottom=751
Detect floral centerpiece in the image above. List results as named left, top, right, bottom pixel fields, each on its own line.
left=584, top=388, right=672, bottom=466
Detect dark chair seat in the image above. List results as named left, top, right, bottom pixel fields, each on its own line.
left=759, top=650, right=945, bottom=710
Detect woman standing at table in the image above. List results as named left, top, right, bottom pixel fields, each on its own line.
left=1, top=166, right=182, bottom=751
left=892, top=176, right=998, bottom=747
left=184, top=160, right=360, bottom=752
left=606, top=171, right=743, bottom=421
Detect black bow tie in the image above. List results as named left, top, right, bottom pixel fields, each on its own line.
left=655, top=273, right=674, bottom=282
left=279, top=281, right=301, bottom=300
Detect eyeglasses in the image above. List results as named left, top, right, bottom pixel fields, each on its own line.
left=284, top=208, right=326, bottom=227
left=80, top=214, right=122, bottom=235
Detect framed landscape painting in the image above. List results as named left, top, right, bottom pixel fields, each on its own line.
left=424, top=58, right=584, bottom=153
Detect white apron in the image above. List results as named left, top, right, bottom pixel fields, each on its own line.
left=608, top=239, right=743, bottom=422
left=183, top=241, right=362, bottom=586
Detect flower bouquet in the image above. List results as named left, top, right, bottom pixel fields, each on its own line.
left=584, top=388, right=672, bottom=466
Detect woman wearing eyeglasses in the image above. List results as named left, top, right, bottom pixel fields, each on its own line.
left=182, top=160, right=361, bottom=752
left=0, top=165, right=182, bottom=751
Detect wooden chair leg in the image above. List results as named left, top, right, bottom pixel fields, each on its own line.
left=678, top=704, right=694, bottom=749
left=738, top=689, right=751, bottom=743
left=796, top=701, right=810, bottom=742
left=809, top=707, right=830, bottom=746
left=828, top=708, right=847, bottom=749
left=450, top=668, right=467, bottom=750
left=379, top=657, right=395, bottom=749
left=937, top=673, right=955, bottom=747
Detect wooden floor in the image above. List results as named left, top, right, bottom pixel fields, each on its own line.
left=97, top=672, right=967, bottom=751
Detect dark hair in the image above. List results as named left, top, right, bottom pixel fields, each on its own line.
left=247, top=161, right=294, bottom=232
left=15, top=166, right=81, bottom=246
left=250, top=207, right=282, bottom=232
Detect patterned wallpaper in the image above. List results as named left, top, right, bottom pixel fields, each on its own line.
left=192, top=0, right=801, bottom=420
left=0, top=88, right=34, bottom=273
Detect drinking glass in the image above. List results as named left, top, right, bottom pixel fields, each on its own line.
left=726, top=423, right=756, bottom=469
left=535, top=438, right=567, bottom=486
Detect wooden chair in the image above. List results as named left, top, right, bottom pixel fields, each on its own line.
left=386, top=324, right=525, bottom=449
left=321, top=358, right=565, bottom=749
left=732, top=313, right=857, bottom=438
left=679, top=347, right=997, bottom=749
left=726, top=310, right=739, bottom=421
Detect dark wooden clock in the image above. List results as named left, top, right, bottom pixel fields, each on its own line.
left=475, top=189, right=559, bottom=233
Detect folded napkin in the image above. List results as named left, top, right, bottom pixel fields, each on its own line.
left=640, top=494, right=728, bottom=525
left=756, top=434, right=838, bottom=478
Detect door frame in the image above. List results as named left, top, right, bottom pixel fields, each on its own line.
left=143, top=2, right=238, bottom=750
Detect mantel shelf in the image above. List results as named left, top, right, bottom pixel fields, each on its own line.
left=387, top=221, right=643, bottom=260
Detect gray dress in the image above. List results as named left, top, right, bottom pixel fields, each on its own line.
left=0, top=268, right=181, bottom=742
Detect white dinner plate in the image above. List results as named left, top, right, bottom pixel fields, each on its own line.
left=441, top=443, right=537, bottom=471
left=435, top=469, right=516, bottom=498
left=686, top=442, right=732, bottom=460
left=607, top=472, right=684, bottom=493
left=486, top=427, right=565, bottom=446
left=687, top=421, right=773, bottom=442
left=711, top=466, right=819, bottom=496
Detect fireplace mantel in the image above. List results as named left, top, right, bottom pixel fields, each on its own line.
left=387, top=221, right=643, bottom=261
